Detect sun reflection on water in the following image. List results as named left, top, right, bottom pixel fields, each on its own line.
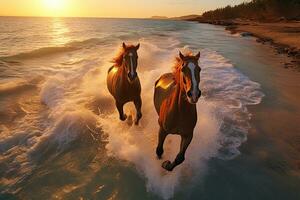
left=50, top=18, right=70, bottom=46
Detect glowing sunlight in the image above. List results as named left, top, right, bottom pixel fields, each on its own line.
left=42, top=0, right=66, bottom=16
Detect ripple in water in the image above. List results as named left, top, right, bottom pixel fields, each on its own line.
left=0, top=39, right=264, bottom=199
left=97, top=43, right=264, bottom=199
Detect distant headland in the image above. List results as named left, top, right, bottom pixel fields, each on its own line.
left=151, top=15, right=200, bottom=20
left=172, top=0, right=300, bottom=70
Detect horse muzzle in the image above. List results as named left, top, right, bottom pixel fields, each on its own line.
left=187, top=89, right=201, bottom=104
left=128, top=72, right=137, bottom=82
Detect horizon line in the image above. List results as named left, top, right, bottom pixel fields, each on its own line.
left=0, top=14, right=199, bottom=19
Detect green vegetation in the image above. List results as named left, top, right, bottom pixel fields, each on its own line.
left=201, top=0, right=300, bottom=21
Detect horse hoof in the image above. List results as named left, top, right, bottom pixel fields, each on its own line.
left=162, top=160, right=173, bottom=171
left=120, top=114, right=127, bottom=121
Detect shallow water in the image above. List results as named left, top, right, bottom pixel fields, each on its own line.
left=0, top=17, right=299, bottom=200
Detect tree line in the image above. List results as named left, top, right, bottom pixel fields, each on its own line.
left=200, top=0, right=300, bottom=21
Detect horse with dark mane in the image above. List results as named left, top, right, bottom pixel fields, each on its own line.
left=154, top=51, right=201, bottom=171
left=107, top=42, right=142, bottom=125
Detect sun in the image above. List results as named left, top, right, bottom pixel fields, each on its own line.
left=42, top=0, right=67, bottom=16
left=43, top=0, right=65, bottom=11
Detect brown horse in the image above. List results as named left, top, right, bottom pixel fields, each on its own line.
left=154, top=51, right=201, bottom=171
left=107, top=42, right=142, bottom=125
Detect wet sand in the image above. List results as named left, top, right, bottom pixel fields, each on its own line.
left=191, top=19, right=300, bottom=69
left=231, top=39, right=300, bottom=176
left=191, top=21, right=300, bottom=172
left=192, top=23, right=300, bottom=199
left=228, top=21, right=300, bottom=175
left=234, top=21, right=300, bottom=49
left=248, top=66, right=300, bottom=175
left=234, top=21, right=300, bottom=69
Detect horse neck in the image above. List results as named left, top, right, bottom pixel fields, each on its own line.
left=173, top=70, right=183, bottom=101
left=174, top=74, right=195, bottom=111
left=118, top=62, right=129, bottom=83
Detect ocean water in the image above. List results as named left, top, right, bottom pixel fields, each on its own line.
left=0, top=17, right=277, bottom=200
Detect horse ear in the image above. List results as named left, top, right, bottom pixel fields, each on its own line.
left=195, top=52, right=200, bottom=60
left=135, top=43, right=140, bottom=50
left=122, top=42, right=127, bottom=49
left=179, top=51, right=185, bottom=60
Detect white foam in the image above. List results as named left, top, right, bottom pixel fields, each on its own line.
left=97, top=46, right=264, bottom=199
left=29, top=110, right=97, bottom=156
left=40, top=76, right=65, bottom=108
left=0, top=39, right=264, bottom=198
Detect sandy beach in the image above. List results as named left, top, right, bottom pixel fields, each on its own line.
left=192, top=19, right=300, bottom=70
left=245, top=58, right=300, bottom=175
left=186, top=16, right=300, bottom=177
left=219, top=20, right=300, bottom=175
left=233, top=21, right=300, bottom=49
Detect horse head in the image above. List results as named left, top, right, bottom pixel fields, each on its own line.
left=122, top=42, right=140, bottom=82
left=179, top=51, right=201, bottom=104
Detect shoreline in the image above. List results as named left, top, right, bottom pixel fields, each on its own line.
left=190, top=19, right=300, bottom=70
left=193, top=20, right=300, bottom=175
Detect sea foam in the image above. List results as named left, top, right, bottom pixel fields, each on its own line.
left=96, top=42, right=264, bottom=199
left=0, top=38, right=264, bottom=199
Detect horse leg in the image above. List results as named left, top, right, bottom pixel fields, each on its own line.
left=133, top=96, right=142, bottom=125
left=116, top=101, right=127, bottom=121
left=162, top=133, right=193, bottom=171
left=156, top=127, right=167, bottom=159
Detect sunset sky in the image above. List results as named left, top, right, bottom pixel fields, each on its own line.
left=0, top=0, right=246, bottom=18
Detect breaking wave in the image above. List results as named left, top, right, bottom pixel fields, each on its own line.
left=0, top=37, right=264, bottom=199
left=0, top=37, right=116, bottom=61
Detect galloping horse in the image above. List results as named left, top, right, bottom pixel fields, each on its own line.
left=107, top=42, right=142, bottom=125
left=154, top=51, right=201, bottom=171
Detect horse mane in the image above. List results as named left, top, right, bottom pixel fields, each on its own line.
left=112, top=45, right=137, bottom=67
left=173, top=51, right=193, bottom=83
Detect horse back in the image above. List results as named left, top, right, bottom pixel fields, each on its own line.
left=154, top=73, right=176, bottom=114
left=107, top=66, right=118, bottom=96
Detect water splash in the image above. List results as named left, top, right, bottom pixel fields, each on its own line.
left=0, top=38, right=263, bottom=199
left=95, top=44, right=263, bottom=199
